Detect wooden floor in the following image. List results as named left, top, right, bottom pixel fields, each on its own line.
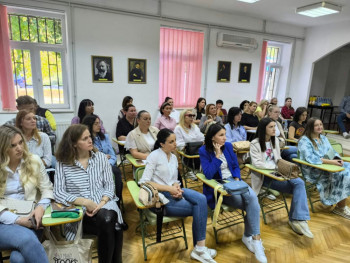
left=104, top=165, right=350, bottom=263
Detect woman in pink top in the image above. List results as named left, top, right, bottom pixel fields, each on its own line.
left=154, top=102, right=177, bottom=131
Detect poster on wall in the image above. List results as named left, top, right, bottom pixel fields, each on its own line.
left=238, top=63, right=252, bottom=83
left=128, top=58, right=146, bottom=84
left=92, top=56, right=113, bottom=83
left=217, top=61, right=231, bottom=82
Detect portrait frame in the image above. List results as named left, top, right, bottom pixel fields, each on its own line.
left=238, top=63, right=252, bottom=83
left=91, top=55, right=113, bottom=83
left=216, top=61, right=231, bottom=82
left=128, top=58, right=147, bottom=84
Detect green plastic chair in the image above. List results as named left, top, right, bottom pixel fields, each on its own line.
left=127, top=167, right=188, bottom=261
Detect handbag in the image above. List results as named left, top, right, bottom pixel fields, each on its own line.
left=138, top=183, right=164, bottom=243
left=232, top=141, right=250, bottom=152
left=275, top=159, right=300, bottom=179
left=184, top=142, right=203, bottom=156
left=0, top=198, right=35, bottom=216
left=212, top=179, right=249, bottom=227
left=43, top=220, right=93, bottom=263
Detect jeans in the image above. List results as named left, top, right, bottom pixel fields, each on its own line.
left=222, top=179, right=261, bottom=237
left=281, top=146, right=298, bottom=162
left=0, top=224, right=48, bottom=263
left=263, top=177, right=310, bottom=221
left=337, top=112, right=350, bottom=133
left=162, top=188, right=208, bottom=245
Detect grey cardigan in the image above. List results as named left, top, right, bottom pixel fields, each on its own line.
left=250, top=137, right=281, bottom=195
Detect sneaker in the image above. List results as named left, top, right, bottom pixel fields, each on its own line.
left=190, top=247, right=217, bottom=263
left=242, top=235, right=254, bottom=253
left=207, top=248, right=217, bottom=259
left=343, top=132, right=350, bottom=139
left=186, top=171, right=197, bottom=180
left=252, top=239, right=268, bottom=263
left=288, top=220, right=313, bottom=238
left=266, top=194, right=276, bottom=201
left=332, top=206, right=350, bottom=219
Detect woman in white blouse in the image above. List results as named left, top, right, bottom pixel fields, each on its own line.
left=0, top=125, right=53, bottom=263
left=125, top=110, right=159, bottom=160
left=139, top=129, right=217, bottom=263
left=54, top=124, right=123, bottom=263
left=15, top=109, right=52, bottom=168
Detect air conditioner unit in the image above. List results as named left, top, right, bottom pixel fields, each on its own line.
left=217, top=32, right=258, bottom=50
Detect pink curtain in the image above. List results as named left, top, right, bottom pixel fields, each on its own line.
left=159, top=27, right=204, bottom=108
left=0, top=5, right=16, bottom=111
left=256, top=40, right=267, bottom=102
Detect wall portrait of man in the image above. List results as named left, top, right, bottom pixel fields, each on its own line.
left=217, top=61, right=231, bottom=82
left=238, top=63, right=252, bottom=83
left=92, top=56, right=113, bottom=83
left=128, top=58, right=146, bottom=84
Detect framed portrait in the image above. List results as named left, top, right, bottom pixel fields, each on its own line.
left=238, top=63, right=252, bottom=83
left=217, top=61, right=231, bottom=82
left=128, top=58, right=146, bottom=84
left=91, top=56, right=113, bottom=83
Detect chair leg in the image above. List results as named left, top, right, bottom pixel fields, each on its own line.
left=139, top=210, right=148, bottom=261
left=181, top=219, right=188, bottom=249
left=307, top=187, right=315, bottom=213
left=282, top=193, right=289, bottom=214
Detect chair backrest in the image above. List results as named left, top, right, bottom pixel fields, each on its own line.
left=331, top=143, right=343, bottom=157
left=135, top=167, right=145, bottom=184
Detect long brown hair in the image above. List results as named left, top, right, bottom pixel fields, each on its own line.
left=304, top=117, right=321, bottom=149
left=205, top=103, right=216, bottom=117
left=56, top=124, right=97, bottom=165
left=15, top=109, right=41, bottom=145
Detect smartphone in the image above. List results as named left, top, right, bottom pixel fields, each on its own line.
left=30, top=216, right=37, bottom=229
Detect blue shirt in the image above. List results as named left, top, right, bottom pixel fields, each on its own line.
left=339, top=96, right=350, bottom=114
left=224, top=123, right=247, bottom=143
left=93, top=134, right=117, bottom=166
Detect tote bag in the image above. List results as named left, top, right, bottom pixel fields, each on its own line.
left=43, top=220, right=93, bottom=263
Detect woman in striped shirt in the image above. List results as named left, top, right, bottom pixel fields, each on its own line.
left=54, top=124, right=123, bottom=263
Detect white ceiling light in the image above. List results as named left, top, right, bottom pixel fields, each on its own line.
left=237, top=0, right=260, bottom=3
left=296, top=1, right=342, bottom=17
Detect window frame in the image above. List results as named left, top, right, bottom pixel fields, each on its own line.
left=7, top=7, right=70, bottom=109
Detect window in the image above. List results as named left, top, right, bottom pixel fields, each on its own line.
left=7, top=8, right=68, bottom=108
left=159, top=27, right=204, bottom=108
left=263, top=46, right=282, bottom=100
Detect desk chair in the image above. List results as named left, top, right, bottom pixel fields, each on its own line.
left=127, top=167, right=188, bottom=261
left=292, top=158, right=345, bottom=213
left=177, top=150, right=202, bottom=189
left=245, top=164, right=289, bottom=224
left=196, top=173, right=244, bottom=244
left=112, top=138, right=129, bottom=181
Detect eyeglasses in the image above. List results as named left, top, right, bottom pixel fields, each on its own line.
left=185, top=114, right=195, bottom=118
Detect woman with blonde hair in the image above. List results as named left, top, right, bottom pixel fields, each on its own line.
left=0, top=125, right=53, bottom=262
left=255, top=99, right=269, bottom=120
left=16, top=109, right=52, bottom=167
left=199, top=104, right=223, bottom=133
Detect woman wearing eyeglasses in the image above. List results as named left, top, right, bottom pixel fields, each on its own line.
left=125, top=110, right=159, bottom=160
left=199, top=104, right=223, bottom=133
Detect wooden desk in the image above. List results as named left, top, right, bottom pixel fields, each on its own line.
left=177, top=150, right=200, bottom=159
left=42, top=206, right=83, bottom=227
left=196, top=173, right=229, bottom=196
left=286, top=138, right=298, bottom=145
left=245, top=164, right=285, bottom=181
left=342, top=157, right=350, bottom=163
left=112, top=138, right=125, bottom=146
left=323, top=130, right=339, bottom=136
left=125, top=153, right=146, bottom=168
left=292, top=158, right=345, bottom=173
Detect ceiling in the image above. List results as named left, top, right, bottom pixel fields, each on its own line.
left=163, top=0, right=350, bottom=27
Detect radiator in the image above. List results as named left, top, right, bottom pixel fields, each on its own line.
left=55, top=122, right=70, bottom=149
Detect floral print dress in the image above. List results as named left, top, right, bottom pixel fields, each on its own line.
left=298, top=135, right=350, bottom=205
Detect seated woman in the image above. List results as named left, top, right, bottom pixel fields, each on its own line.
left=82, top=115, right=124, bottom=211
left=240, top=101, right=259, bottom=131
left=224, top=107, right=247, bottom=143
left=157, top=97, right=180, bottom=123
left=199, top=104, right=223, bottom=133
left=298, top=118, right=350, bottom=219
left=267, top=105, right=298, bottom=162
left=118, top=96, right=133, bottom=121
left=125, top=110, right=159, bottom=160
left=154, top=102, right=177, bottom=131
left=193, top=97, right=206, bottom=125
left=254, top=99, right=269, bottom=120
left=250, top=118, right=313, bottom=238
left=0, top=125, right=53, bottom=263
left=270, top=97, right=278, bottom=105
left=174, top=109, right=204, bottom=174
left=139, top=128, right=217, bottom=263
left=281, top=97, right=295, bottom=120
left=54, top=124, right=123, bottom=263
left=288, top=107, right=307, bottom=141
left=71, top=99, right=105, bottom=133
left=239, top=100, right=250, bottom=114
left=115, top=104, right=137, bottom=153
left=15, top=109, right=52, bottom=168
left=199, top=124, right=267, bottom=263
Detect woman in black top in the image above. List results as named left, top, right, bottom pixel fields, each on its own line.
left=116, top=104, right=137, bottom=152
left=194, top=97, right=206, bottom=125
left=288, top=107, right=307, bottom=140
left=241, top=101, right=259, bottom=131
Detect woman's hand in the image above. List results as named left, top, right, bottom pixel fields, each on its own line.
left=169, top=184, right=183, bottom=198
left=87, top=201, right=106, bottom=217
left=83, top=199, right=98, bottom=216
left=32, top=205, right=45, bottom=228
left=16, top=216, right=33, bottom=229
left=331, top=159, right=343, bottom=166
left=213, top=142, right=222, bottom=158
left=105, top=154, right=111, bottom=159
